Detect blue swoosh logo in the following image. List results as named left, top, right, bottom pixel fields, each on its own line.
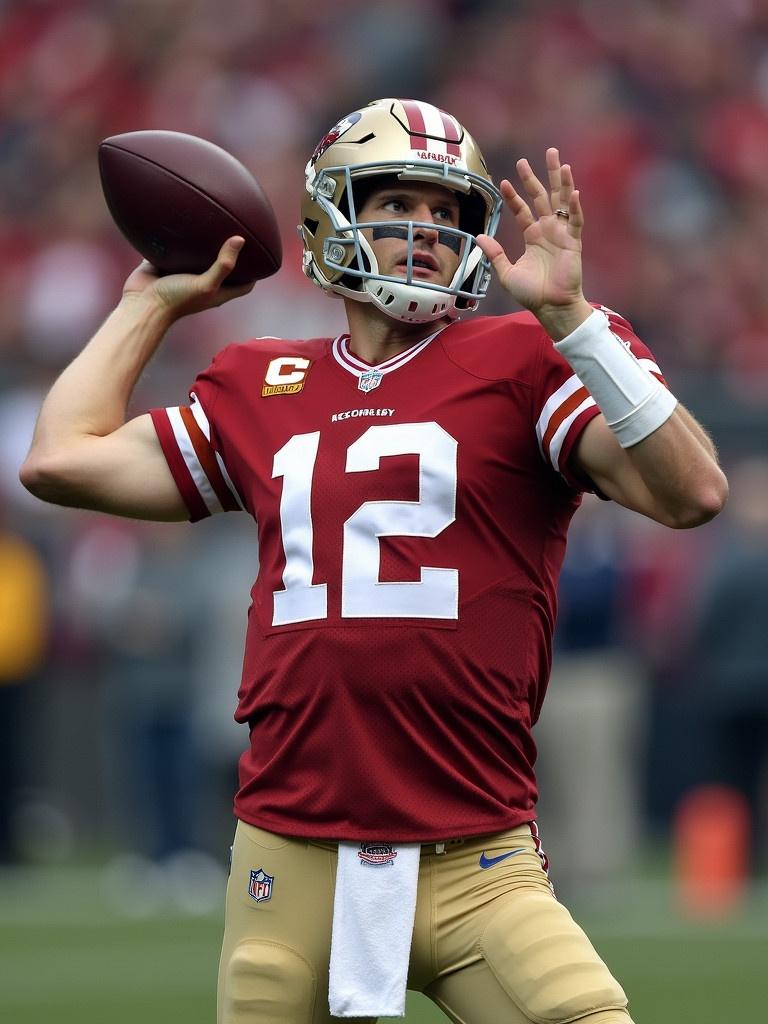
left=479, top=848, right=527, bottom=869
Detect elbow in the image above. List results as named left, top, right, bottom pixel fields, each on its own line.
left=664, top=469, right=729, bottom=529
left=19, top=454, right=74, bottom=505
left=19, top=456, right=45, bottom=497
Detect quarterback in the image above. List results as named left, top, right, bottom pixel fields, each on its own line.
left=21, top=99, right=727, bottom=1023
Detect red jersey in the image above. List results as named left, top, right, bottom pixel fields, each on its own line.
left=150, top=308, right=664, bottom=841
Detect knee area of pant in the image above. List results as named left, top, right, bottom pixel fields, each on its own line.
left=220, top=940, right=316, bottom=1023
left=479, top=890, right=628, bottom=1024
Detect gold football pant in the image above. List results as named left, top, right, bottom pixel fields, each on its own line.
left=218, top=821, right=634, bottom=1024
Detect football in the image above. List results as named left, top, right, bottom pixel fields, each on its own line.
left=98, top=130, right=282, bottom=285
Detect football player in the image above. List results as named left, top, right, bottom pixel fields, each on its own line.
left=21, top=99, right=727, bottom=1023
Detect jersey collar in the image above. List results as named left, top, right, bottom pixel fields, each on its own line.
left=331, top=325, right=448, bottom=391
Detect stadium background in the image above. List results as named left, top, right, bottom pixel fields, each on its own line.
left=1, top=1, right=767, bottom=1020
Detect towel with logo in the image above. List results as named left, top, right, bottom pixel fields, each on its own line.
left=328, top=840, right=421, bottom=1018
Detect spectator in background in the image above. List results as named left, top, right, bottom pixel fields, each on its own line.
left=0, top=519, right=48, bottom=861
left=684, top=455, right=768, bottom=867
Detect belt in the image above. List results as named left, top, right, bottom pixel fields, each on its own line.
left=421, top=838, right=466, bottom=856
left=308, top=838, right=466, bottom=856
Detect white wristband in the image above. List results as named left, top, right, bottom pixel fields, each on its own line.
left=554, top=309, right=678, bottom=448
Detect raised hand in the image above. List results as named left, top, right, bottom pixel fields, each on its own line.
left=122, top=236, right=255, bottom=321
left=476, top=149, right=592, bottom=338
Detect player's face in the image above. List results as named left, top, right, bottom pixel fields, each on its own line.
left=356, top=182, right=462, bottom=288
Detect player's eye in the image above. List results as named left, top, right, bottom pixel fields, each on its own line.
left=434, top=206, right=457, bottom=224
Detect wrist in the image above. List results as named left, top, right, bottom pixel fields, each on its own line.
left=554, top=308, right=678, bottom=448
left=116, top=291, right=178, bottom=330
left=535, top=298, right=594, bottom=342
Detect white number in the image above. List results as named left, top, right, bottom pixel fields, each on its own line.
left=343, top=423, right=457, bottom=618
left=271, top=422, right=458, bottom=625
left=272, top=432, right=328, bottom=626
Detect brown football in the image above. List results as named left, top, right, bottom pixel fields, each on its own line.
left=98, top=130, right=282, bottom=285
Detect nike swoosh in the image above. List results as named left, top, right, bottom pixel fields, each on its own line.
left=479, top=848, right=527, bottom=869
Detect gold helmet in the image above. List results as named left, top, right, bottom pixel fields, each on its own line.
left=300, top=98, right=502, bottom=324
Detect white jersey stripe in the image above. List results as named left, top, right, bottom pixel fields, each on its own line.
left=537, top=360, right=664, bottom=448
left=535, top=373, right=585, bottom=448
left=189, top=392, right=244, bottom=509
left=166, top=406, right=224, bottom=515
left=189, top=391, right=211, bottom=440
left=332, top=327, right=446, bottom=380
left=537, top=358, right=662, bottom=476
left=215, top=451, right=245, bottom=510
left=547, top=396, right=597, bottom=472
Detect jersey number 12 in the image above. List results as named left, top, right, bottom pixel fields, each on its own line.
left=271, top=422, right=458, bottom=625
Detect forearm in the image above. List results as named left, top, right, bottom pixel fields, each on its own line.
left=577, top=406, right=727, bottom=529
left=624, top=406, right=725, bottom=523
left=554, top=309, right=727, bottom=527
left=29, top=296, right=173, bottom=455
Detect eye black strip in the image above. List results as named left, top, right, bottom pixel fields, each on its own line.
left=371, top=225, right=462, bottom=255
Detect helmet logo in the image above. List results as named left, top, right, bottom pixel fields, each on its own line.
left=310, top=111, right=362, bottom=166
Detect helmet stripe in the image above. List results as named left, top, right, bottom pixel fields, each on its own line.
left=438, top=109, right=462, bottom=157
left=401, top=100, right=430, bottom=149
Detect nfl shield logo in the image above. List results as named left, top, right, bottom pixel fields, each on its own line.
left=248, top=868, right=274, bottom=903
left=358, top=370, right=383, bottom=393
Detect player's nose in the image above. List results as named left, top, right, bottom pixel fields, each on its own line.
left=412, top=205, right=440, bottom=242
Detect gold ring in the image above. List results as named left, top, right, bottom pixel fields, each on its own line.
left=554, top=208, right=570, bottom=219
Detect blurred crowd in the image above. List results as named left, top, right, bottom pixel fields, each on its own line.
left=1, top=0, right=767, bottom=890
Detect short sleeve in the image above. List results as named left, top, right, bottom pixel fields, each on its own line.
left=149, top=348, right=244, bottom=522
left=534, top=304, right=668, bottom=492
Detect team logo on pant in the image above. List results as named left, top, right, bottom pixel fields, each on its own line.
left=248, top=868, right=274, bottom=902
left=357, top=842, right=397, bottom=867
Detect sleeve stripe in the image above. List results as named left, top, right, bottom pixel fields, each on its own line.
left=149, top=408, right=210, bottom=521
left=536, top=360, right=666, bottom=474
left=540, top=384, right=591, bottom=459
left=189, top=391, right=211, bottom=439
left=167, top=406, right=223, bottom=514
left=189, top=392, right=244, bottom=509
left=215, top=451, right=245, bottom=510
left=536, top=373, right=597, bottom=471
left=165, top=406, right=224, bottom=515
left=547, top=397, right=597, bottom=472
left=536, top=373, right=585, bottom=445
left=177, top=406, right=240, bottom=513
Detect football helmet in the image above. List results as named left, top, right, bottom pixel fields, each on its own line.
left=300, top=98, right=503, bottom=324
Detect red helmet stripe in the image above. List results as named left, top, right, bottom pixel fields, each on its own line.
left=439, top=109, right=462, bottom=156
left=400, top=100, right=429, bottom=148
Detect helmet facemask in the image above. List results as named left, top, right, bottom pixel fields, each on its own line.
left=300, top=100, right=503, bottom=325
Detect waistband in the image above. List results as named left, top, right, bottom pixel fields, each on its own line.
left=307, top=837, right=467, bottom=857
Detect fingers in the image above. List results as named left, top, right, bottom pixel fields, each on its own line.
left=566, top=189, right=584, bottom=239
left=498, top=179, right=535, bottom=231
left=201, top=236, right=246, bottom=290
left=502, top=150, right=583, bottom=238
left=516, top=158, right=551, bottom=219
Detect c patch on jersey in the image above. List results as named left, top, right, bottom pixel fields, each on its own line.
left=248, top=867, right=274, bottom=902
left=262, top=357, right=311, bottom=396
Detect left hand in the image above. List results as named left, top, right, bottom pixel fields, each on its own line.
left=476, top=149, right=592, bottom=336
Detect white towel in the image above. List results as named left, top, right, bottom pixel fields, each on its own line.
left=328, top=841, right=421, bottom=1018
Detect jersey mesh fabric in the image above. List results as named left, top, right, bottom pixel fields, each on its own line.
left=149, top=308, right=664, bottom=840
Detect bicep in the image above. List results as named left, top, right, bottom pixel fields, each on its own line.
left=28, top=414, right=189, bottom=521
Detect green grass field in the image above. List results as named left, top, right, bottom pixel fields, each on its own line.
left=1, top=865, right=766, bottom=1023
